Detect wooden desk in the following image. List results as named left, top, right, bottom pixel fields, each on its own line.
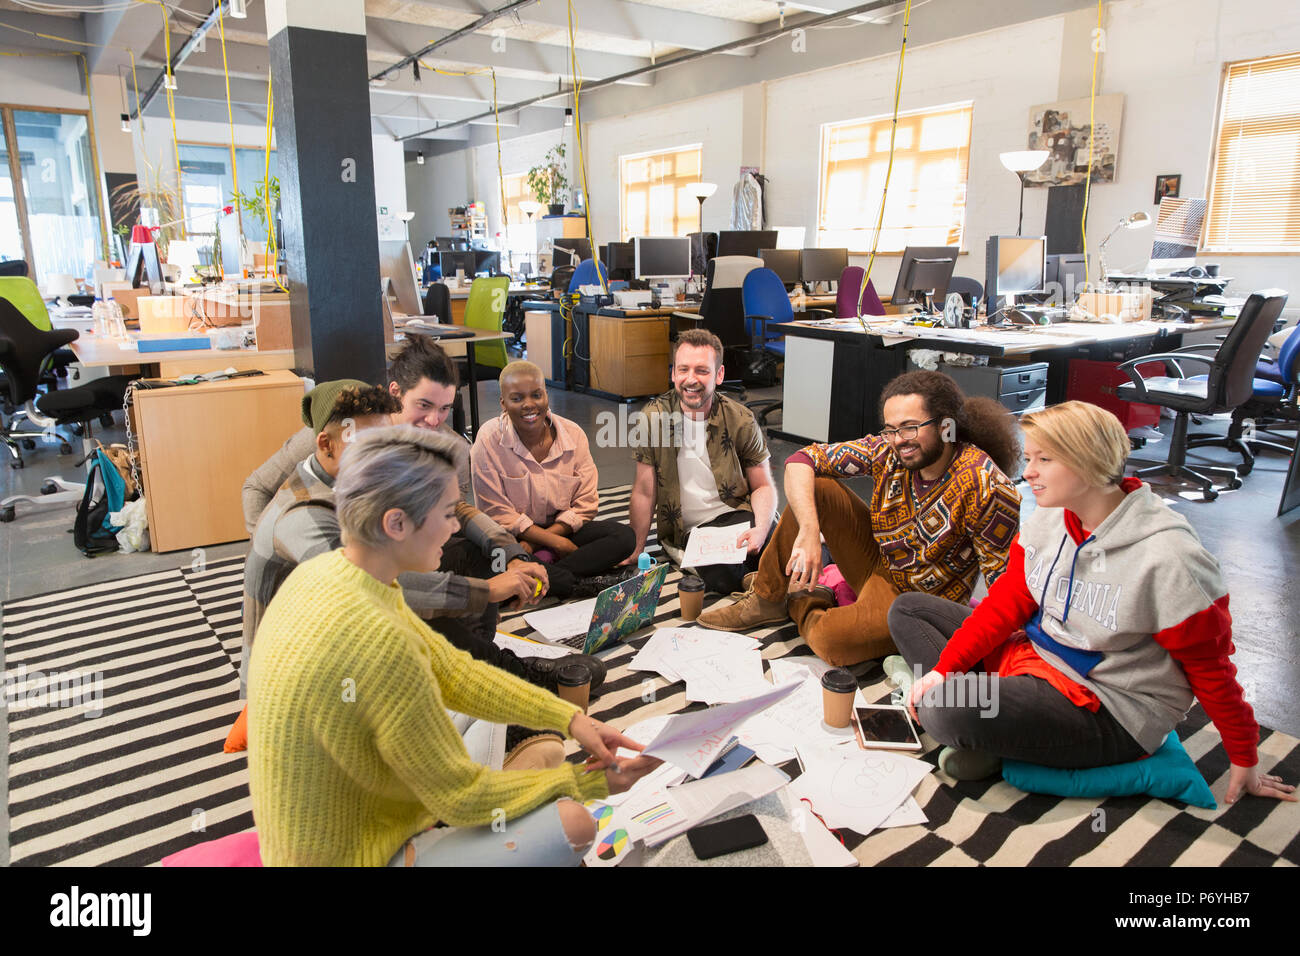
left=774, top=318, right=1236, bottom=444
left=392, top=324, right=512, bottom=438
left=68, top=333, right=296, bottom=379
left=435, top=284, right=539, bottom=324
left=131, top=370, right=304, bottom=552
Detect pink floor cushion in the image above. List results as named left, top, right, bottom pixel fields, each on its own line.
left=818, top=564, right=858, bottom=607
left=533, top=549, right=556, bottom=564
left=162, top=830, right=262, bottom=867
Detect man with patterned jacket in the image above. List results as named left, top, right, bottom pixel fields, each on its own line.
left=700, top=370, right=1023, bottom=665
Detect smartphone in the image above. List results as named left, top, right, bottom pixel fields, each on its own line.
left=686, top=814, right=768, bottom=860
left=853, top=704, right=923, bottom=751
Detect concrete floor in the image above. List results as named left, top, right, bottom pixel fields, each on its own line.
left=3, top=377, right=1299, bottom=865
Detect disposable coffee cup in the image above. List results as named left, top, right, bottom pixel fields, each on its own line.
left=678, top=575, right=705, bottom=621
left=821, top=667, right=857, bottom=728
left=556, top=662, right=591, bottom=712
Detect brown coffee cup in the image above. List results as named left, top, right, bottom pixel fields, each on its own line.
left=821, top=667, right=857, bottom=728
left=555, top=662, right=591, bottom=712
left=678, top=575, right=705, bottom=621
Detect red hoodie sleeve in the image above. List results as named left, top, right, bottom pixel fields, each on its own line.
left=1152, top=595, right=1259, bottom=767
left=934, top=536, right=1040, bottom=675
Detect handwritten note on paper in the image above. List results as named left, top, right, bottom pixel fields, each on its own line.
left=628, top=627, right=762, bottom=683
left=641, top=680, right=801, bottom=778
left=681, top=523, right=750, bottom=568
left=788, top=746, right=932, bottom=835
left=492, top=632, right=573, bottom=660
left=522, top=597, right=597, bottom=642
left=677, top=650, right=769, bottom=705
left=736, top=674, right=858, bottom=759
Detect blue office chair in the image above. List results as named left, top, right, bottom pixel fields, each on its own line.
left=740, top=267, right=799, bottom=425
left=567, top=259, right=608, bottom=294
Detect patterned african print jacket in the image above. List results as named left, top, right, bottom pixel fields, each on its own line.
left=790, top=436, right=1021, bottom=603
left=631, top=389, right=770, bottom=559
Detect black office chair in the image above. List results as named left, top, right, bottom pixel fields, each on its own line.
left=1116, top=289, right=1287, bottom=501
left=1, top=296, right=79, bottom=467
left=550, top=266, right=575, bottom=297
left=689, top=255, right=763, bottom=397
left=0, top=260, right=29, bottom=277
left=422, top=282, right=451, bottom=322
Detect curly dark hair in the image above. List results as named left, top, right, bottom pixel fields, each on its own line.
left=880, top=370, right=1021, bottom=477
left=390, top=334, right=459, bottom=394
left=325, top=385, right=401, bottom=431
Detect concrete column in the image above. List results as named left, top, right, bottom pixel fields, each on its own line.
left=266, top=0, right=386, bottom=383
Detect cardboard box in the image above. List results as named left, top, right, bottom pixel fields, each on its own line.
left=252, top=296, right=293, bottom=351
left=105, top=284, right=150, bottom=322
left=1074, top=289, right=1154, bottom=323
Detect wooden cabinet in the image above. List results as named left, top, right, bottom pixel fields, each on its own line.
left=589, top=313, right=670, bottom=398
left=132, top=370, right=304, bottom=552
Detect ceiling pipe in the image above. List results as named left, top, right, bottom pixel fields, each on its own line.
left=396, top=0, right=899, bottom=140
left=129, top=1, right=231, bottom=120
left=371, top=0, right=543, bottom=83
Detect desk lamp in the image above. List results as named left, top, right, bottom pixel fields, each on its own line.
left=999, top=150, right=1050, bottom=235
left=1098, top=211, right=1151, bottom=286
left=689, top=182, right=717, bottom=230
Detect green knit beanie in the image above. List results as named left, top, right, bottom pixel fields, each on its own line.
left=302, top=379, right=371, bottom=434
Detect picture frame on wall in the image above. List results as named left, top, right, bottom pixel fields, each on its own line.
left=1155, top=174, right=1181, bottom=204
left=1025, top=94, right=1124, bottom=187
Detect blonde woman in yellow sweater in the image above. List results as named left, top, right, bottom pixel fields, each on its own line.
left=248, top=426, right=659, bottom=866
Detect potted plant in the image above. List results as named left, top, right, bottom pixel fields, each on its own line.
left=525, top=144, right=569, bottom=216
left=231, top=175, right=283, bottom=276
left=109, top=166, right=183, bottom=260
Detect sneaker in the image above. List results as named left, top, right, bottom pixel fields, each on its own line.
left=503, top=728, right=566, bottom=769
left=938, top=745, right=1001, bottom=781
left=571, top=567, right=638, bottom=600
left=697, top=589, right=789, bottom=632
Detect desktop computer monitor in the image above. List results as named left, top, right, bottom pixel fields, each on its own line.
left=553, top=238, right=592, bottom=267
left=985, top=235, right=1046, bottom=311
left=1044, top=253, right=1087, bottom=304
left=759, top=248, right=801, bottom=287
left=800, top=247, right=849, bottom=289
left=439, top=249, right=473, bottom=279
left=717, top=230, right=778, bottom=258
left=634, top=236, right=692, bottom=280
left=890, top=245, right=959, bottom=308
left=601, top=241, right=636, bottom=281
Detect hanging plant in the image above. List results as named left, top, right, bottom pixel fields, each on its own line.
left=231, top=175, right=280, bottom=236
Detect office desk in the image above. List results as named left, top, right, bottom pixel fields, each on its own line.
left=392, top=324, right=512, bottom=438
left=773, top=317, right=1235, bottom=444
left=68, top=333, right=296, bottom=379
left=130, top=369, right=304, bottom=552
left=434, top=283, right=540, bottom=324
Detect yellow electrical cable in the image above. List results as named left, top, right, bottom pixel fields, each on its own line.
left=217, top=8, right=239, bottom=275
left=140, top=0, right=185, bottom=239
left=260, top=72, right=287, bottom=293
left=76, top=51, right=112, bottom=262
left=857, top=0, right=912, bottom=327
left=567, top=0, right=601, bottom=292
left=1081, top=0, right=1103, bottom=286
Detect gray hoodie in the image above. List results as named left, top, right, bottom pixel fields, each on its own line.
left=1019, top=483, right=1229, bottom=754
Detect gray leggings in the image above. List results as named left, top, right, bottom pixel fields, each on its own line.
left=887, top=592, right=1147, bottom=768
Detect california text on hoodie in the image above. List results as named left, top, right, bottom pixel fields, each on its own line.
left=933, top=478, right=1259, bottom=767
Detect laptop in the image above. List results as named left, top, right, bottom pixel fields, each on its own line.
left=528, top=564, right=669, bottom=654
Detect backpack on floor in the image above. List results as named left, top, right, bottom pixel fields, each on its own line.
left=74, top=446, right=129, bottom=557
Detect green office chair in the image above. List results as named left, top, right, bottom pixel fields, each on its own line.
left=463, top=275, right=510, bottom=372
left=0, top=276, right=55, bottom=331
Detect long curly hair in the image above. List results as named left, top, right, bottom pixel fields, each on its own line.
left=880, top=370, right=1021, bottom=477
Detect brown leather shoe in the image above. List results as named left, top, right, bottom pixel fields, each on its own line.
left=788, top=584, right=837, bottom=626
left=697, top=589, right=789, bottom=632
left=728, top=571, right=758, bottom=600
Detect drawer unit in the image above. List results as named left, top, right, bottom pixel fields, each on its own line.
left=925, top=360, right=1050, bottom=415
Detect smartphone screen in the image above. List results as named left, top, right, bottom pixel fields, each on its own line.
left=854, top=705, right=921, bottom=748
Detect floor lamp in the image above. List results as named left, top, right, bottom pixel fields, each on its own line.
left=999, top=150, right=1050, bottom=235
left=519, top=200, right=544, bottom=277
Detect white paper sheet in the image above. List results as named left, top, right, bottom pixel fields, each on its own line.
left=627, top=627, right=761, bottom=683
left=788, top=745, right=932, bottom=836
left=735, top=674, right=859, bottom=762
left=677, top=649, right=769, bottom=705
left=777, top=787, right=859, bottom=867
left=642, top=762, right=791, bottom=846
left=878, top=796, right=927, bottom=829
left=492, top=632, right=572, bottom=660
left=522, top=597, right=597, bottom=642
left=681, top=523, right=749, bottom=567
left=640, top=680, right=801, bottom=778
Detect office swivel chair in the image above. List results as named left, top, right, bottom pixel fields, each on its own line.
left=422, top=282, right=452, bottom=322
left=567, top=259, right=608, bottom=293
left=741, top=268, right=832, bottom=426
left=693, top=256, right=764, bottom=397
left=1116, top=289, right=1287, bottom=501
left=461, top=275, right=511, bottom=375
left=835, top=266, right=885, bottom=317
left=549, top=266, right=576, bottom=297
left=1, top=260, right=28, bottom=277
left=0, top=276, right=78, bottom=384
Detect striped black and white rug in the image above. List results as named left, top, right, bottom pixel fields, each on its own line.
left=4, top=484, right=1298, bottom=866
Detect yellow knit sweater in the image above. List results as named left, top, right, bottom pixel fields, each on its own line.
left=247, top=549, right=609, bottom=866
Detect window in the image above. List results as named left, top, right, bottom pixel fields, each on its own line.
left=817, top=102, right=972, bottom=252
left=620, top=144, right=702, bottom=240
left=1205, top=52, right=1300, bottom=253
left=502, top=172, right=540, bottom=226
left=178, top=143, right=279, bottom=265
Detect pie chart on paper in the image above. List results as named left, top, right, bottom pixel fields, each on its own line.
left=591, top=804, right=614, bottom=831
left=595, top=828, right=629, bottom=861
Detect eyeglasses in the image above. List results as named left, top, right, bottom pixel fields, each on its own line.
left=878, top=418, right=939, bottom=441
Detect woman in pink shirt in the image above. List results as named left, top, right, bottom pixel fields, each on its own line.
left=472, top=361, right=636, bottom=598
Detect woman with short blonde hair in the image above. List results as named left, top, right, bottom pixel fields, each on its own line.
left=887, top=402, right=1294, bottom=805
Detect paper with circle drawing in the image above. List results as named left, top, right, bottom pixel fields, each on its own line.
left=640, top=681, right=801, bottom=778
left=788, top=745, right=931, bottom=835
left=682, top=523, right=750, bottom=567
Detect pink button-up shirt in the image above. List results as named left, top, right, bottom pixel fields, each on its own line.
left=470, top=411, right=600, bottom=535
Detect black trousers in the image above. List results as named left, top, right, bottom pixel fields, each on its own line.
left=429, top=533, right=505, bottom=666
left=887, top=592, right=1147, bottom=768
left=544, top=520, right=637, bottom=599
left=687, top=509, right=769, bottom=597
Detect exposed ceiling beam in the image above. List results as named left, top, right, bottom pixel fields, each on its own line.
left=129, top=1, right=232, bottom=121
left=369, top=0, right=541, bottom=81
left=399, top=0, right=900, bottom=139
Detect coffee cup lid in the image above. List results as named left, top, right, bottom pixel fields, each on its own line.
left=556, top=662, right=591, bottom=686
left=820, top=667, right=857, bottom=692
left=678, top=575, right=705, bottom=592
